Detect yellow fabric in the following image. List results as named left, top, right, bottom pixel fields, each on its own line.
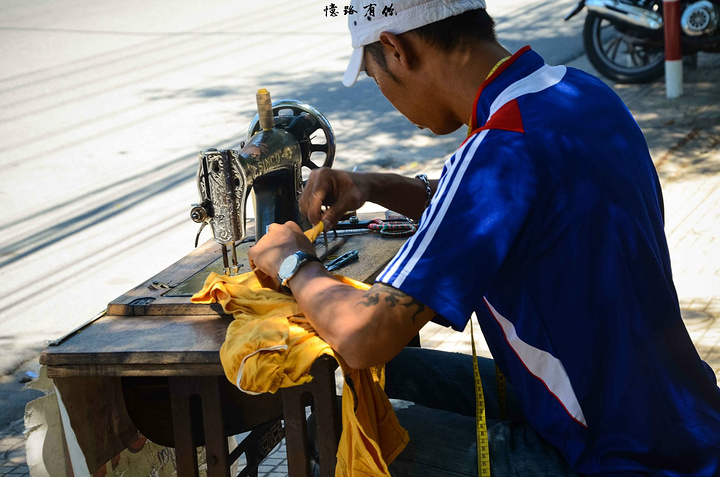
left=191, top=222, right=408, bottom=476
left=335, top=361, right=409, bottom=476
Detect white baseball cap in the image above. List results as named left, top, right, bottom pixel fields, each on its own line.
left=343, top=0, right=487, bottom=87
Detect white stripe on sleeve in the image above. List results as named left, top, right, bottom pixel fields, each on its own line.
left=485, top=298, right=587, bottom=427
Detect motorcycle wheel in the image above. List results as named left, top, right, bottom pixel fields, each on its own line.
left=583, top=12, right=665, bottom=83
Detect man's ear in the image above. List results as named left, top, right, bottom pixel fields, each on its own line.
left=378, top=31, right=414, bottom=71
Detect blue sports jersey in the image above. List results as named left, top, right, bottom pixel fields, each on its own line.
left=377, top=47, right=720, bottom=475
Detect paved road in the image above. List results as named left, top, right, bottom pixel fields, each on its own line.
left=0, top=0, right=582, bottom=430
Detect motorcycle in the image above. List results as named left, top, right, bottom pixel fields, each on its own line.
left=565, top=0, right=720, bottom=83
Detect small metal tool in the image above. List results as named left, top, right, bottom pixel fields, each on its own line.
left=148, top=280, right=172, bottom=291
left=326, top=250, right=359, bottom=272
left=333, top=228, right=371, bottom=237
left=336, top=218, right=372, bottom=230
left=321, top=205, right=329, bottom=248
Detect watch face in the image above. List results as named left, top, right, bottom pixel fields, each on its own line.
left=278, top=254, right=300, bottom=281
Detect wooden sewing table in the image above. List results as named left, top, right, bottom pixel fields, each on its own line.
left=39, top=228, right=406, bottom=477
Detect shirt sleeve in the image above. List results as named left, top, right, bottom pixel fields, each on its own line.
left=375, top=129, right=539, bottom=330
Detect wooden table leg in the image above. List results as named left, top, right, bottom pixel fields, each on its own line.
left=282, top=356, right=341, bottom=477
left=169, top=377, right=199, bottom=477
left=199, top=377, right=231, bottom=477
left=281, top=387, right=311, bottom=476
left=169, top=376, right=230, bottom=477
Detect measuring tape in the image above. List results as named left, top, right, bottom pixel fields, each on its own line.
left=470, top=323, right=492, bottom=477
left=470, top=321, right=507, bottom=476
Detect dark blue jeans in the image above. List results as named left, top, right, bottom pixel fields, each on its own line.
left=384, top=347, right=581, bottom=477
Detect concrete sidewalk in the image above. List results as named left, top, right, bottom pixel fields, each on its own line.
left=2, top=54, right=719, bottom=476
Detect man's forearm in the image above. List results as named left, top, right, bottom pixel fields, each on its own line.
left=287, top=263, right=433, bottom=369
left=356, top=172, right=437, bottom=220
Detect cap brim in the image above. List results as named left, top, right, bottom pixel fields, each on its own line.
left=342, top=47, right=364, bottom=88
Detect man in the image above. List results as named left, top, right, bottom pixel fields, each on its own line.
left=247, top=0, right=720, bottom=475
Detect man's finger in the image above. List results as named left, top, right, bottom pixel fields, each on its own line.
left=284, top=221, right=304, bottom=234
left=253, top=269, right=277, bottom=290
left=320, top=205, right=346, bottom=229
left=305, top=188, right=328, bottom=225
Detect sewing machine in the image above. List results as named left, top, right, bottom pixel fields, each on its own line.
left=190, top=89, right=336, bottom=274
left=38, top=90, right=412, bottom=477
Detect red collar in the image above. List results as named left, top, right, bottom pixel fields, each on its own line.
left=468, top=46, right=532, bottom=132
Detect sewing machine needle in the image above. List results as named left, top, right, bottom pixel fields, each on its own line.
left=221, top=244, right=231, bottom=275
left=323, top=230, right=328, bottom=249
left=230, top=242, right=239, bottom=275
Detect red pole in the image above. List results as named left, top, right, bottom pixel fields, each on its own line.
left=663, top=0, right=683, bottom=98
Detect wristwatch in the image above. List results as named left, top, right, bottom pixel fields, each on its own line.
left=277, top=251, right=322, bottom=291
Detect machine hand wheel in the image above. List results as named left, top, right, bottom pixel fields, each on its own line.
left=246, top=99, right=336, bottom=171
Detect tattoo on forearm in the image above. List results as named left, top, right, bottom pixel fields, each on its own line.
left=358, top=293, right=380, bottom=307
left=356, top=285, right=428, bottom=324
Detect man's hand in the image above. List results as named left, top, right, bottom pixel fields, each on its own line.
left=300, top=168, right=437, bottom=225
left=300, top=168, right=369, bottom=228
left=247, top=221, right=317, bottom=290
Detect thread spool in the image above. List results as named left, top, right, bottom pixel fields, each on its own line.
left=256, top=88, right=275, bottom=131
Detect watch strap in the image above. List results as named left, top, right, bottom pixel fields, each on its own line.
left=279, top=251, right=322, bottom=291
